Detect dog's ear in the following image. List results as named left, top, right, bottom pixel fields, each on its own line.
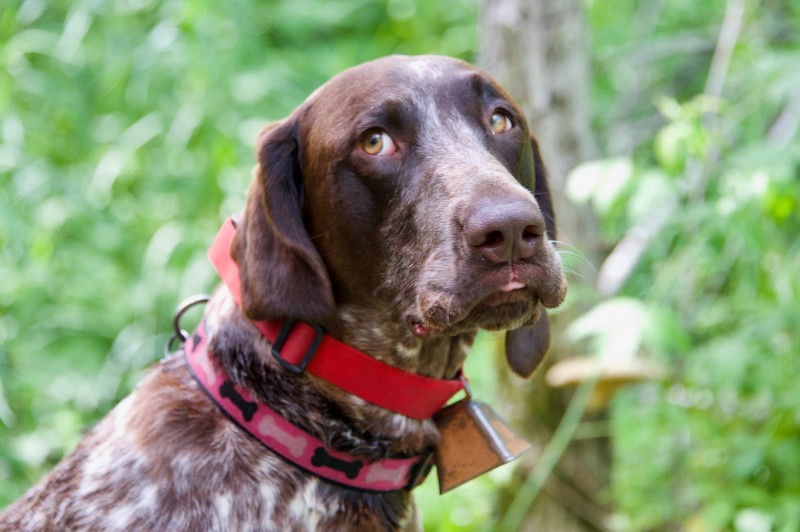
left=505, top=136, right=557, bottom=378
left=231, top=119, right=336, bottom=328
left=530, top=135, right=556, bottom=241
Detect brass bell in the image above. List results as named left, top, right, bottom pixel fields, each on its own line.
left=433, top=398, right=532, bottom=493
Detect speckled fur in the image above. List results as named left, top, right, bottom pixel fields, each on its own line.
left=0, top=55, right=566, bottom=531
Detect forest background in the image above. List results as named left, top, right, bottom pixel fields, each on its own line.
left=1, top=0, right=798, bottom=530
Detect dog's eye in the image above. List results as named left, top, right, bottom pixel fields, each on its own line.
left=489, top=111, right=513, bottom=134
left=361, top=129, right=397, bottom=156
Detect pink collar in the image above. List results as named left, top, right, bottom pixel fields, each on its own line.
left=185, top=322, right=432, bottom=491
left=207, top=217, right=466, bottom=420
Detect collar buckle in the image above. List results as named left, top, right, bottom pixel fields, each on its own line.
left=271, top=318, right=325, bottom=374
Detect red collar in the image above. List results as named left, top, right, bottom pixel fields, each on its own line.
left=185, top=322, right=432, bottom=491
left=207, top=217, right=466, bottom=420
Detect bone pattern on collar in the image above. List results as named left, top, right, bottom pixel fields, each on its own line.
left=184, top=322, right=428, bottom=492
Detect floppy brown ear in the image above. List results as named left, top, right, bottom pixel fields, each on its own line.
left=530, top=135, right=556, bottom=241
left=231, top=119, right=336, bottom=328
left=505, top=136, right=558, bottom=377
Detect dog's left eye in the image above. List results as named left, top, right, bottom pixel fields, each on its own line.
left=361, top=129, right=397, bottom=156
left=489, top=111, right=513, bottom=134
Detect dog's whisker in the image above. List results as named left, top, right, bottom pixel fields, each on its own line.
left=551, top=240, right=586, bottom=255
left=445, top=294, right=456, bottom=327
left=552, top=241, right=597, bottom=273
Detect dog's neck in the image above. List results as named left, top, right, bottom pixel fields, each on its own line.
left=205, top=288, right=474, bottom=460
left=337, top=304, right=475, bottom=380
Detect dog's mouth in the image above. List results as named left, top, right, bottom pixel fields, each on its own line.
left=409, top=287, right=536, bottom=338
left=410, top=272, right=562, bottom=338
left=480, top=285, right=530, bottom=307
left=406, top=247, right=567, bottom=338
left=467, top=286, right=539, bottom=329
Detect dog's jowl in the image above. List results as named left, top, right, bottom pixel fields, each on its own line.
left=1, top=55, right=567, bottom=532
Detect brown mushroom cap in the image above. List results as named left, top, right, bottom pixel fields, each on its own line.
left=546, top=356, right=663, bottom=411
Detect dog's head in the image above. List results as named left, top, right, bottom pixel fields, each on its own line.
left=232, top=55, right=567, bottom=377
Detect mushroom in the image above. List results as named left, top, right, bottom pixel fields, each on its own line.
left=545, top=356, right=663, bottom=412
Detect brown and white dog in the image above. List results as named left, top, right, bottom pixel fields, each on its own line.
left=0, top=55, right=566, bottom=531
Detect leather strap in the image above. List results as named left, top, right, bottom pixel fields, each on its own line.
left=207, top=218, right=465, bottom=420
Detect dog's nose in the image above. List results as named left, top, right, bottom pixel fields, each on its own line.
left=464, top=199, right=545, bottom=263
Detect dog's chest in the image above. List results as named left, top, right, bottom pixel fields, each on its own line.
left=68, top=362, right=418, bottom=531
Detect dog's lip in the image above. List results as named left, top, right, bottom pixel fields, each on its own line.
left=479, top=268, right=529, bottom=305
left=410, top=282, right=539, bottom=337
left=500, top=279, right=526, bottom=292
left=479, top=286, right=531, bottom=307
left=412, top=265, right=554, bottom=335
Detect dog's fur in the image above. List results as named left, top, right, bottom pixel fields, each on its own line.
left=0, top=55, right=566, bottom=531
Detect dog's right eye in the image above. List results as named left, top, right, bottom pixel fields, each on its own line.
left=361, top=129, right=397, bottom=156
left=490, top=111, right=514, bottom=134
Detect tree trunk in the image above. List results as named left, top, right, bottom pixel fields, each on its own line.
left=478, top=0, right=608, bottom=530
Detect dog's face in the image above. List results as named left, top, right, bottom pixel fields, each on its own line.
left=233, top=55, right=567, bottom=376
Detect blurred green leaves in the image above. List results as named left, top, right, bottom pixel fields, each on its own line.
left=653, top=95, right=720, bottom=174
left=578, top=0, right=800, bottom=528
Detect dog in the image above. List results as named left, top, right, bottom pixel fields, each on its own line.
left=0, top=55, right=567, bottom=531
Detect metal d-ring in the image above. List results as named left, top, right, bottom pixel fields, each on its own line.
left=164, top=294, right=210, bottom=356
left=460, top=372, right=473, bottom=400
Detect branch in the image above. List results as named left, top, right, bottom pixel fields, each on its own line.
left=704, top=0, right=746, bottom=100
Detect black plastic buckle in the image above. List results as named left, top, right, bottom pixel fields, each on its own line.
left=406, top=448, right=435, bottom=490
left=271, top=319, right=324, bottom=375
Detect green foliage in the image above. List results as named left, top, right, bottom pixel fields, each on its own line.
left=578, top=0, right=800, bottom=528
